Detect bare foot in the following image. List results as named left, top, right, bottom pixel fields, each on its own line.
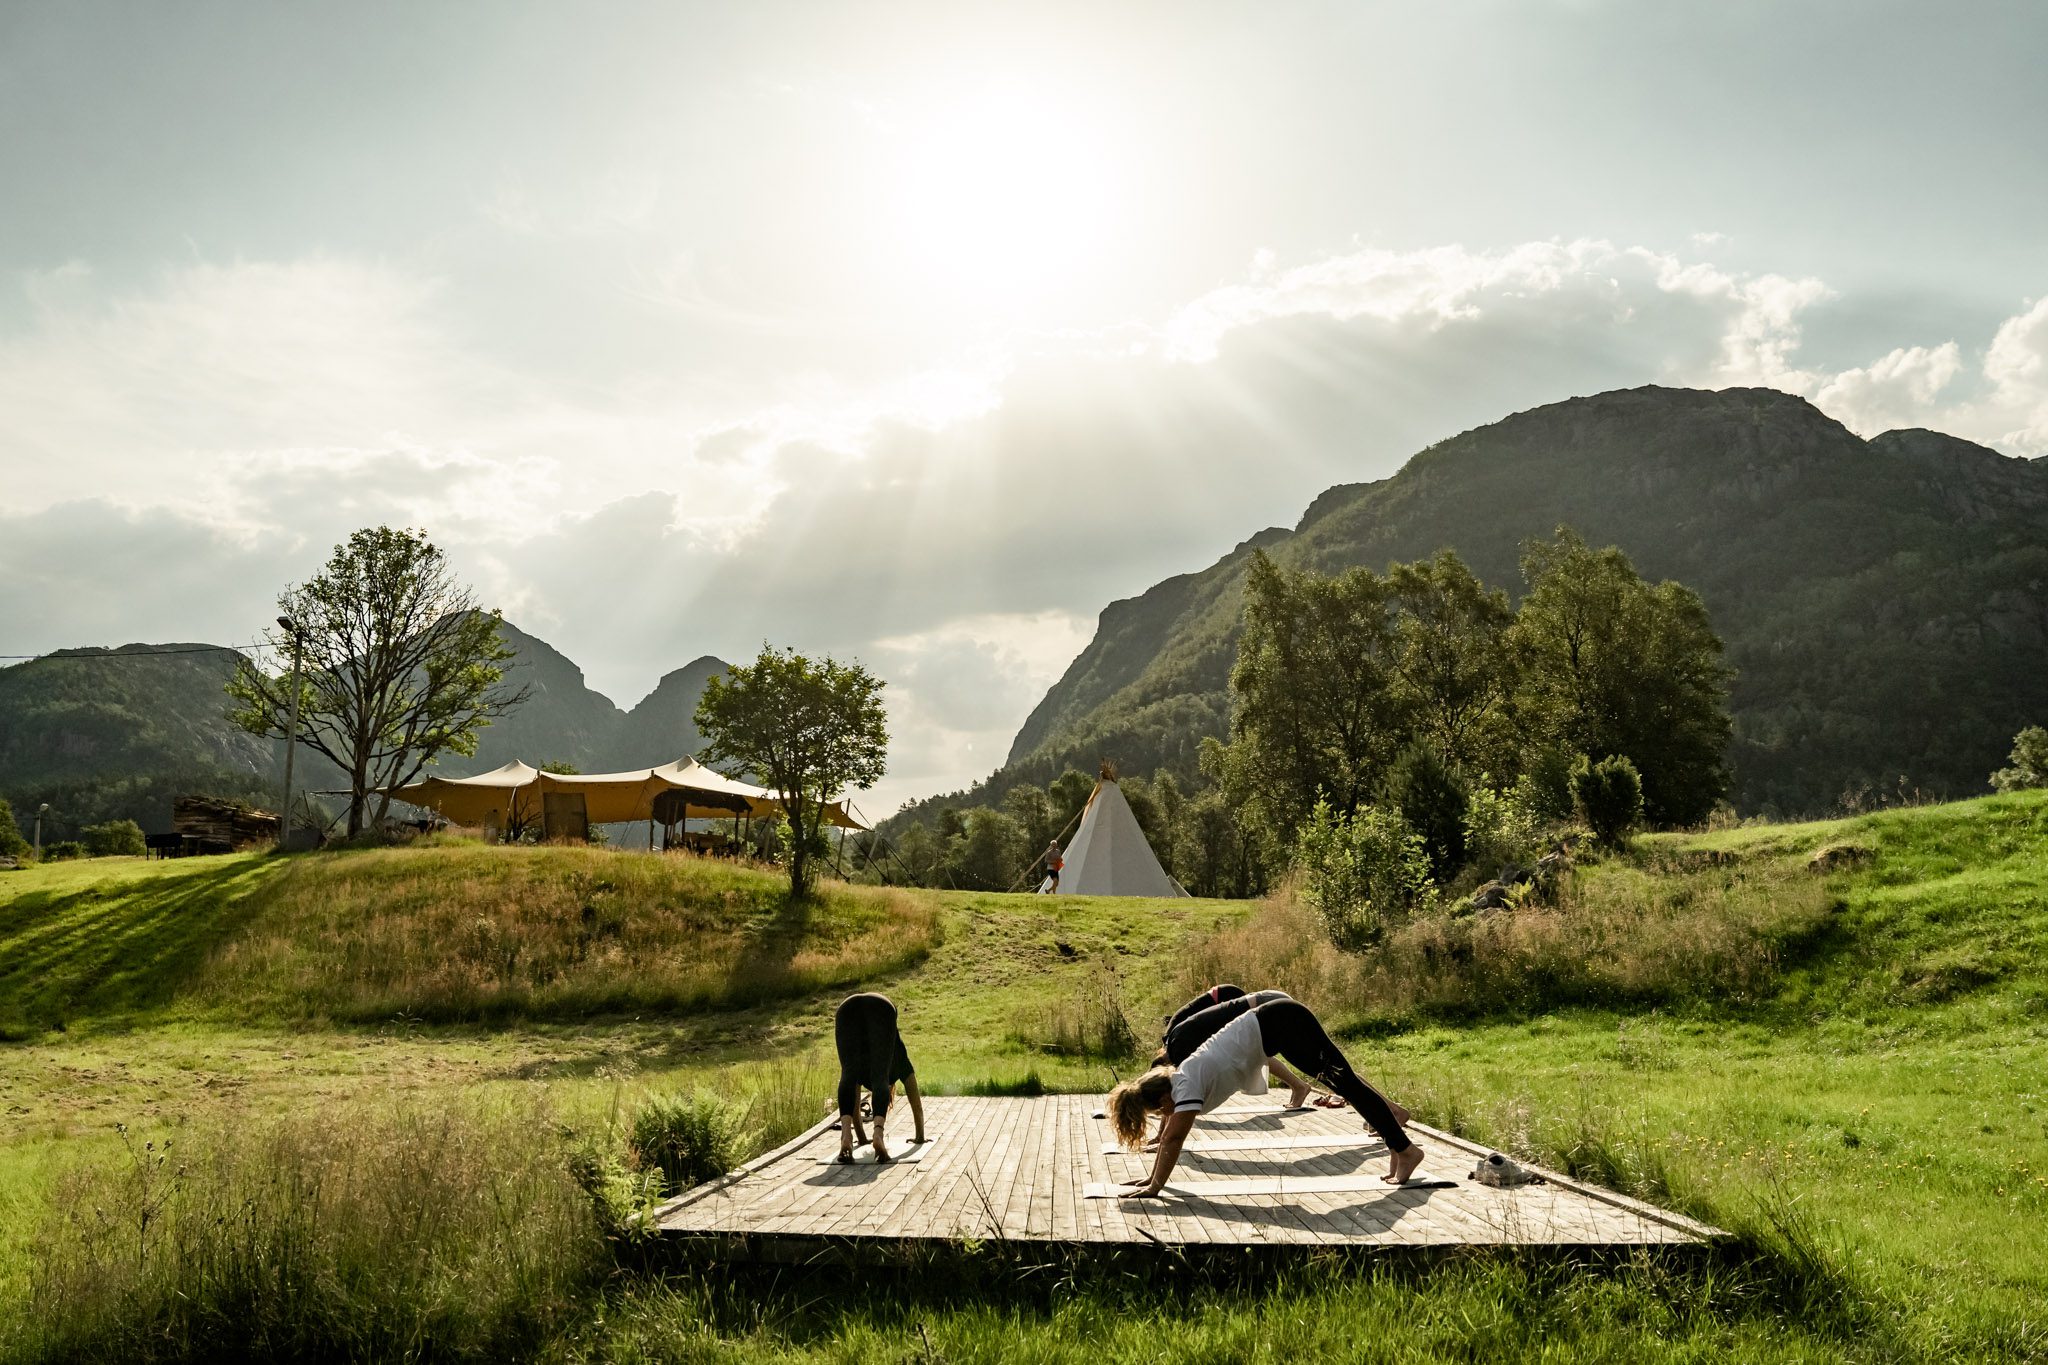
left=1383, top=1144, right=1425, bottom=1185
left=837, top=1150, right=854, bottom=1164
left=1287, top=1082, right=1312, bottom=1109
left=873, top=1147, right=892, bottom=1165
left=1390, top=1100, right=1411, bottom=1126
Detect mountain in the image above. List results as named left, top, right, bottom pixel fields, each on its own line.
left=0, top=624, right=728, bottom=835
left=968, top=386, right=2048, bottom=819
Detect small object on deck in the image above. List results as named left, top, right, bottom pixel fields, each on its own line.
left=818, top=1138, right=935, bottom=1165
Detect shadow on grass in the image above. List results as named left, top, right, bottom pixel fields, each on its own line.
left=0, top=857, right=281, bottom=1037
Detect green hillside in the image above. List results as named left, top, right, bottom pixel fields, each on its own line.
left=0, top=622, right=727, bottom=835
left=966, top=386, right=2048, bottom=821
left=2, top=790, right=2046, bottom=1360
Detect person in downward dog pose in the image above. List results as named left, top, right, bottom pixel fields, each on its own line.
left=833, top=992, right=926, bottom=1163
left=1107, top=997, right=1423, bottom=1193
left=1154, top=989, right=1315, bottom=1110
left=1162, top=983, right=1245, bottom=1037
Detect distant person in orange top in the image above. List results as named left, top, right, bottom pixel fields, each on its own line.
left=1044, top=839, right=1064, bottom=893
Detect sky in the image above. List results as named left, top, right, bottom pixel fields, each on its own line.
left=3, top=0, right=2046, bottom=813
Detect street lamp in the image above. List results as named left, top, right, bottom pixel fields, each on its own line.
left=277, top=615, right=304, bottom=849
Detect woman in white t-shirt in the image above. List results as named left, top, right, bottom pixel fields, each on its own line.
left=1106, top=997, right=1423, bottom=1193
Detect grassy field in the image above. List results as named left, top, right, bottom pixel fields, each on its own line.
left=2, top=792, right=2045, bottom=1361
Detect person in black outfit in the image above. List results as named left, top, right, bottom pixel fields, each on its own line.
left=834, top=992, right=926, bottom=1163
left=1162, top=983, right=1246, bottom=1038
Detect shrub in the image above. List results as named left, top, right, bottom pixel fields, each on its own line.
left=0, top=797, right=29, bottom=860
left=1293, top=799, right=1436, bottom=951
left=1572, top=755, right=1644, bottom=847
left=1387, top=746, right=1469, bottom=879
left=630, top=1090, right=756, bottom=1191
left=41, top=840, right=87, bottom=862
left=81, top=818, right=147, bottom=858
left=1462, top=779, right=1543, bottom=876
left=1989, top=724, right=2048, bottom=792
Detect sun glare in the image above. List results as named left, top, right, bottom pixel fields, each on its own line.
left=883, top=83, right=1127, bottom=323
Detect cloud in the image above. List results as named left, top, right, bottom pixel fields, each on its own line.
left=7, top=239, right=2048, bottom=811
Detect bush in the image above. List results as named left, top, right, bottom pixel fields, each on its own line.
left=1572, top=755, right=1644, bottom=848
left=1387, top=746, right=1469, bottom=879
left=1990, top=724, right=2048, bottom=792
left=1294, top=799, right=1436, bottom=951
left=41, top=841, right=87, bottom=862
left=630, top=1090, right=756, bottom=1192
left=1463, top=780, right=1544, bottom=876
left=81, top=818, right=146, bottom=858
left=0, top=797, right=30, bottom=860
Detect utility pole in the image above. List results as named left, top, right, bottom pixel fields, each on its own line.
left=33, top=803, right=48, bottom=857
left=277, top=615, right=304, bottom=849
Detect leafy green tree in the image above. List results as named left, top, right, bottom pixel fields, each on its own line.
left=1293, top=799, right=1434, bottom=951
left=950, top=807, right=1025, bottom=890
left=1387, top=744, right=1470, bottom=880
left=1573, top=754, right=1644, bottom=847
left=1049, top=769, right=1095, bottom=839
left=1388, top=550, right=1518, bottom=772
left=1003, top=784, right=1054, bottom=854
left=1174, top=785, right=1266, bottom=899
left=82, top=819, right=146, bottom=858
left=696, top=645, right=889, bottom=899
left=1990, top=725, right=2048, bottom=792
left=228, top=527, right=530, bottom=837
left=1227, top=550, right=1406, bottom=844
left=0, top=798, right=30, bottom=861
left=1510, top=528, right=1733, bottom=826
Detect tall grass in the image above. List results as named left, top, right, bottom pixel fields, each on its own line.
left=1008, top=963, right=1142, bottom=1058
left=1179, top=850, right=1835, bottom=1026
left=9, top=1097, right=602, bottom=1364
left=197, top=845, right=941, bottom=1023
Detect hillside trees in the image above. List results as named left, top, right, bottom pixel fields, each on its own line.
left=695, top=645, right=888, bottom=899
left=1990, top=725, right=2048, bottom=791
left=227, top=528, right=530, bottom=837
left=1511, top=528, right=1733, bottom=825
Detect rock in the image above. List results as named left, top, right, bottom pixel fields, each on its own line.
left=1469, top=881, right=1513, bottom=911
left=0, top=856, right=20, bottom=871
left=1808, top=844, right=1874, bottom=873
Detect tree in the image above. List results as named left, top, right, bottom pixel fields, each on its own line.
left=227, top=527, right=530, bottom=837
left=1293, top=799, right=1435, bottom=952
left=695, top=645, right=889, bottom=899
left=1227, top=550, right=1406, bottom=844
left=1990, top=725, right=2048, bottom=792
left=1573, top=754, right=1644, bottom=848
left=1510, top=528, right=1733, bottom=826
left=0, top=798, right=30, bottom=861
left=1388, top=550, right=1518, bottom=772
left=1386, top=744, right=1469, bottom=880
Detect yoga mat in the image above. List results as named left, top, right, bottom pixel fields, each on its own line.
left=1084, top=1175, right=1456, bottom=1199
left=815, top=1138, right=935, bottom=1165
left=1100, top=1133, right=1388, bottom=1156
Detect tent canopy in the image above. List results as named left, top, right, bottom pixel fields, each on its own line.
left=1050, top=774, right=1188, bottom=898
left=387, top=757, right=868, bottom=831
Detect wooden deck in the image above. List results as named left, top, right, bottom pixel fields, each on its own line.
left=654, top=1094, right=1719, bottom=1258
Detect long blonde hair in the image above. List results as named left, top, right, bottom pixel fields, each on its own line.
left=1106, top=1067, right=1176, bottom=1150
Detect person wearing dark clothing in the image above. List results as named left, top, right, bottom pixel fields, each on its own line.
left=834, top=992, right=926, bottom=1162
left=1163, top=983, right=1246, bottom=1039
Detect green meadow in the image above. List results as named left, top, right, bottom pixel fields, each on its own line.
left=2, top=791, right=2045, bottom=1362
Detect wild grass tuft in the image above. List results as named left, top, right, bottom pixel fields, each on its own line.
left=10, top=1097, right=601, bottom=1364
left=1007, top=964, right=1140, bottom=1058
left=629, top=1090, right=756, bottom=1191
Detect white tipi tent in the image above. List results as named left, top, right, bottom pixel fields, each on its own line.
left=1047, top=767, right=1189, bottom=898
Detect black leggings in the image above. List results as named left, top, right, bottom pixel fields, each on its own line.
left=835, top=993, right=912, bottom=1120
left=1165, top=989, right=1290, bottom=1064
left=1164, top=984, right=1245, bottom=1040
left=1253, top=999, right=1411, bottom=1152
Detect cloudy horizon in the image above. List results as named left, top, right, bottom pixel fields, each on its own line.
left=4, top=0, right=2045, bottom=813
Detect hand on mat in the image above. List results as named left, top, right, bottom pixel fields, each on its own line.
left=1118, top=1183, right=1163, bottom=1199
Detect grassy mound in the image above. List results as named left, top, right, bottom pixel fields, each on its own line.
left=0, top=844, right=939, bottom=1033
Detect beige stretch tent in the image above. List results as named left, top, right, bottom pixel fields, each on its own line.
left=1046, top=769, right=1188, bottom=898
left=388, top=757, right=866, bottom=836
